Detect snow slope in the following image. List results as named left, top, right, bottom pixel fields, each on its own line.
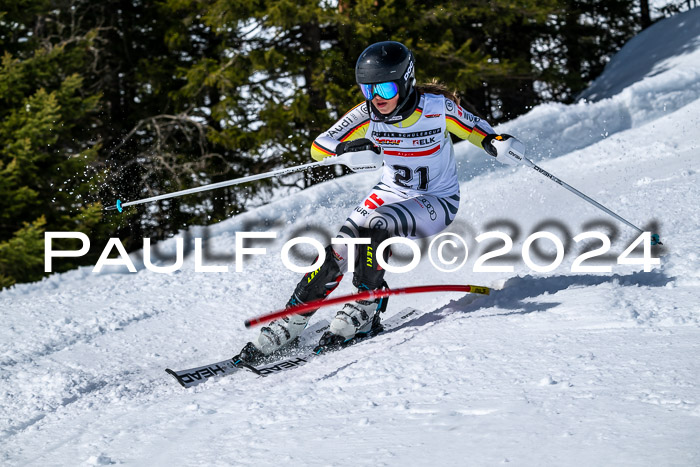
left=2, top=8, right=699, bottom=466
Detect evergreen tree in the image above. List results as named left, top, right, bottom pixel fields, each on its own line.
left=88, top=0, right=228, bottom=242
left=533, top=0, right=640, bottom=102
left=0, top=0, right=670, bottom=287
left=0, top=0, right=107, bottom=288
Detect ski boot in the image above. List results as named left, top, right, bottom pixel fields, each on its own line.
left=233, top=311, right=313, bottom=366
left=314, top=282, right=389, bottom=353
left=314, top=226, right=391, bottom=353
left=233, top=245, right=343, bottom=366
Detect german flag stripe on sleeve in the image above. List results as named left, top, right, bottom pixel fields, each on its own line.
left=446, top=115, right=472, bottom=134
left=312, top=141, right=334, bottom=156
left=473, top=125, right=488, bottom=138
left=466, top=124, right=489, bottom=148
left=340, top=120, right=370, bottom=142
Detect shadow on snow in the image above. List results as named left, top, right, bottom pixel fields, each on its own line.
left=390, top=269, right=673, bottom=331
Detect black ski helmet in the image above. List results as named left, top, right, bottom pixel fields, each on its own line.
left=355, top=41, right=416, bottom=120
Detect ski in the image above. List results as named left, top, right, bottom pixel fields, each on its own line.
left=165, top=318, right=331, bottom=388
left=166, top=308, right=422, bottom=388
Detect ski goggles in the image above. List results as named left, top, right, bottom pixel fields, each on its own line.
left=359, top=81, right=399, bottom=100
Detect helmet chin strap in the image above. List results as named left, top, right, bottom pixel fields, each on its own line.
left=369, top=87, right=417, bottom=123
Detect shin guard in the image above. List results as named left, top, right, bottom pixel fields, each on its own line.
left=287, top=245, right=343, bottom=315
left=352, top=227, right=390, bottom=291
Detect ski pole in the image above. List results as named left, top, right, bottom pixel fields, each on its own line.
left=521, top=157, right=661, bottom=244
left=494, top=136, right=661, bottom=245
left=105, top=150, right=384, bottom=212
left=244, top=284, right=491, bottom=328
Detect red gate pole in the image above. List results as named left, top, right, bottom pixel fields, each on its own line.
left=244, top=284, right=490, bottom=328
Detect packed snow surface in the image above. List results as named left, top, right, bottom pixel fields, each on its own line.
left=2, top=9, right=699, bottom=466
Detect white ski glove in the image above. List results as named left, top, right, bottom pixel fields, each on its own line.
left=482, top=134, right=526, bottom=166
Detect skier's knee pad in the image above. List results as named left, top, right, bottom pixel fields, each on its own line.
left=288, top=245, right=343, bottom=310
left=353, top=227, right=391, bottom=290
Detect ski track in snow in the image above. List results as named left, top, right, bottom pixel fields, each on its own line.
left=2, top=9, right=700, bottom=466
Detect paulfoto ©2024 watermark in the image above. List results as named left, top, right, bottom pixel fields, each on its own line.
left=44, top=218, right=662, bottom=276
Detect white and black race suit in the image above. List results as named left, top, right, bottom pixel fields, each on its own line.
left=310, top=92, right=494, bottom=271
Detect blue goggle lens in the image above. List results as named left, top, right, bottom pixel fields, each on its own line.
left=360, top=82, right=399, bottom=100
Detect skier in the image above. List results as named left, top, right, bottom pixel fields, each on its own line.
left=234, top=40, right=523, bottom=363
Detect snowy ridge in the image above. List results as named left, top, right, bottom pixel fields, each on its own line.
left=1, top=9, right=700, bottom=466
